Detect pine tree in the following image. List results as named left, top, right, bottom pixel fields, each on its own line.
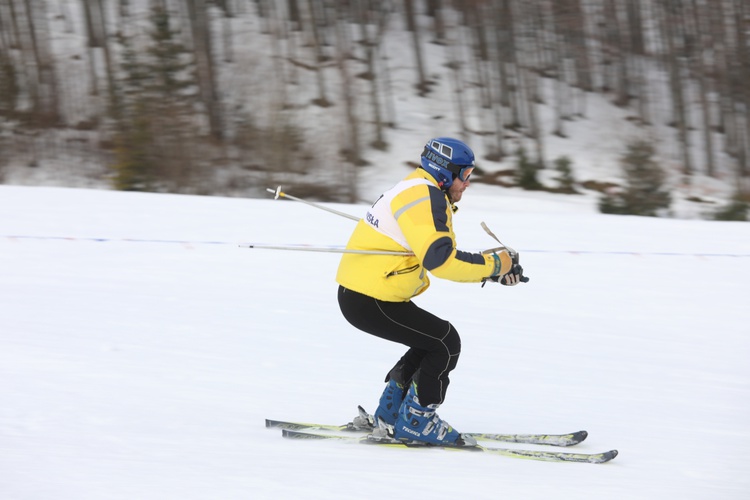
left=0, top=54, right=19, bottom=118
left=515, top=146, right=543, bottom=190
left=712, top=197, right=748, bottom=221
left=554, top=156, right=577, bottom=193
left=599, top=140, right=671, bottom=216
left=111, top=6, right=201, bottom=192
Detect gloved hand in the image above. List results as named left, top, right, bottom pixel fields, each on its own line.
left=499, top=263, right=524, bottom=286
left=482, top=263, right=528, bottom=287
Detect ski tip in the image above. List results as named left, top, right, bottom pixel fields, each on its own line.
left=595, top=449, right=619, bottom=463
left=281, top=429, right=319, bottom=439
left=577, top=430, right=588, bottom=442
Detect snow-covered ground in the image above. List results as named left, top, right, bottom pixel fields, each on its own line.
left=1, top=184, right=749, bottom=499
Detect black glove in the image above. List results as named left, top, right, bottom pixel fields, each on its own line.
left=482, top=263, right=528, bottom=287
left=500, top=263, right=524, bottom=286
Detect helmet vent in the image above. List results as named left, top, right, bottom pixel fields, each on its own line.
left=431, top=141, right=453, bottom=160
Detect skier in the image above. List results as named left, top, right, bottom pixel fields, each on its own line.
left=336, top=137, right=526, bottom=446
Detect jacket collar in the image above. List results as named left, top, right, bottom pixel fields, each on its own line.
left=407, top=168, right=458, bottom=212
left=408, top=168, right=441, bottom=187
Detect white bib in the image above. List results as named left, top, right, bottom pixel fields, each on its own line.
left=364, top=178, right=434, bottom=250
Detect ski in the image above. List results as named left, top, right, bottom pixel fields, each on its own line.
left=279, top=429, right=618, bottom=464
left=266, top=406, right=588, bottom=447
left=265, top=418, right=363, bottom=433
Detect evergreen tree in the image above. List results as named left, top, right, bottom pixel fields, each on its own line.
left=515, top=146, right=543, bottom=190
left=111, top=7, right=201, bottom=192
left=712, top=197, right=748, bottom=221
left=599, top=140, right=671, bottom=216
left=0, top=54, right=19, bottom=118
left=554, top=156, right=577, bottom=193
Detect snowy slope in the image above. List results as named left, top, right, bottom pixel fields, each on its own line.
left=1, top=184, right=749, bottom=499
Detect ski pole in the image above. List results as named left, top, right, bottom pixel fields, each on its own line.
left=266, top=186, right=360, bottom=222
left=481, top=221, right=530, bottom=283
left=239, top=242, right=413, bottom=256
left=263, top=188, right=528, bottom=280
left=481, top=222, right=516, bottom=255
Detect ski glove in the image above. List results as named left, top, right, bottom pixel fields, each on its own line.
left=499, top=264, right=524, bottom=286
left=482, top=263, right=527, bottom=286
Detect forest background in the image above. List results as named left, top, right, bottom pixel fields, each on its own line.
left=0, top=0, right=749, bottom=219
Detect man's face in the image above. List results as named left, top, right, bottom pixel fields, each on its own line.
left=448, top=174, right=471, bottom=202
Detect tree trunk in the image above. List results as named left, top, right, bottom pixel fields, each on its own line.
left=660, top=0, right=692, bottom=176
left=523, top=68, right=544, bottom=167
left=603, top=0, right=629, bottom=106
left=488, top=0, right=507, bottom=159
left=733, top=0, right=750, bottom=177
left=23, top=0, right=60, bottom=125
left=305, top=0, right=330, bottom=107
left=425, top=0, right=445, bottom=44
left=334, top=14, right=363, bottom=168
left=691, top=0, right=715, bottom=177
left=375, top=2, right=397, bottom=128
left=403, top=0, right=428, bottom=95
left=186, top=0, right=223, bottom=140
left=357, top=0, right=386, bottom=149
left=82, top=0, right=99, bottom=96
left=504, top=0, right=523, bottom=129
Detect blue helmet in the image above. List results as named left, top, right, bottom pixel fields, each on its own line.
left=419, top=137, right=476, bottom=189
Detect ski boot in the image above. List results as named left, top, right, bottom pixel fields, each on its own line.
left=373, top=378, right=406, bottom=426
left=392, top=382, right=475, bottom=446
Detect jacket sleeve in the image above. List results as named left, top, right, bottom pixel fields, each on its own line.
left=392, top=185, right=513, bottom=283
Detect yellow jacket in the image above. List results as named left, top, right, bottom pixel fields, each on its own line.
left=336, top=169, right=513, bottom=302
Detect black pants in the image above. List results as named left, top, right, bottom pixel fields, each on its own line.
left=338, top=285, right=461, bottom=407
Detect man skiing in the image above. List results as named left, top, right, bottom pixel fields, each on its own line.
left=336, top=137, right=526, bottom=446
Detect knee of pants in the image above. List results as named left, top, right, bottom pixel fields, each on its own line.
left=444, top=324, right=461, bottom=360
left=425, top=324, right=461, bottom=375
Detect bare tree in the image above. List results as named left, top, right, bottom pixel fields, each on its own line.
left=186, top=0, right=222, bottom=140
left=503, top=0, right=524, bottom=130
left=355, top=0, right=389, bottom=149
left=403, top=0, right=429, bottom=95
left=215, top=0, right=235, bottom=63
left=732, top=0, right=750, bottom=177
left=19, top=0, right=60, bottom=125
left=445, top=21, right=468, bottom=137
left=303, top=0, right=331, bottom=107
left=0, top=2, right=20, bottom=118
left=425, top=0, right=445, bottom=44
left=81, top=0, right=119, bottom=120
left=659, top=0, right=693, bottom=177
left=548, top=0, right=572, bottom=137
left=334, top=7, right=364, bottom=170
left=690, top=0, right=716, bottom=177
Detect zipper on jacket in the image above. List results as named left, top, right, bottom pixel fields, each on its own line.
left=386, top=264, right=419, bottom=277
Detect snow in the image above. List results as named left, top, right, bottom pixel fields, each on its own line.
left=1, top=184, right=749, bottom=499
